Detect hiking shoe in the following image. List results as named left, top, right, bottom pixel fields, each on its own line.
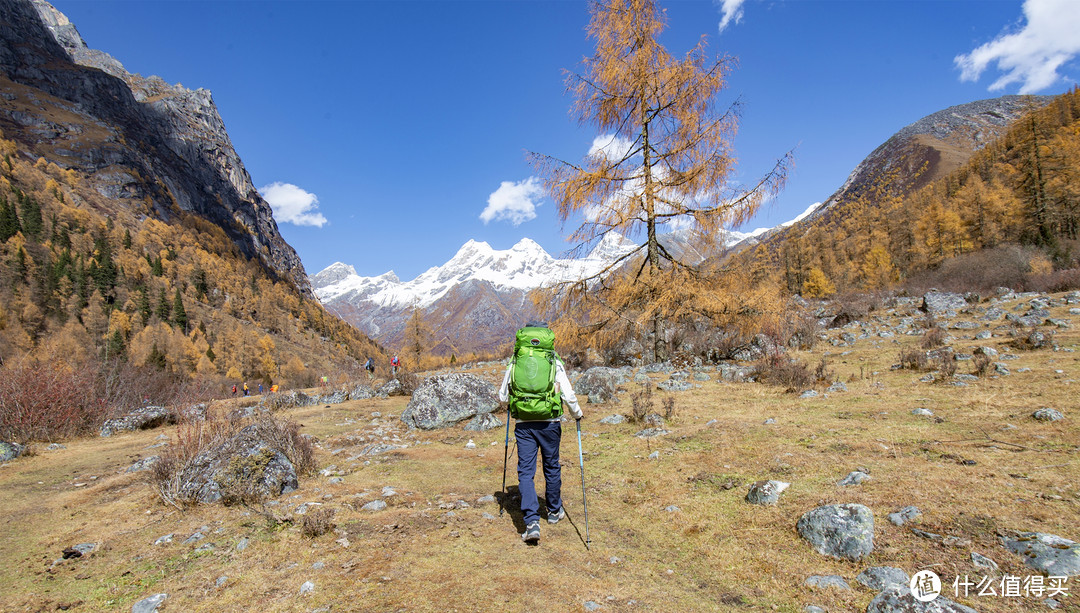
left=547, top=507, right=565, bottom=525
left=522, top=522, right=540, bottom=543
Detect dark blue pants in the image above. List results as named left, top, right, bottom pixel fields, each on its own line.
left=515, top=420, right=562, bottom=526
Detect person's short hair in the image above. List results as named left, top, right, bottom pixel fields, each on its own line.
left=525, top=321, right=548, bottom=328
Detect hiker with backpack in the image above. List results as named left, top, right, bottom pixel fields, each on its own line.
left=364, top=357, right=375, bottom=380
left=498, top=323, right=583, bottom=544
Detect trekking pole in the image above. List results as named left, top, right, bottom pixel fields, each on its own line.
left=576, top=418, right=591, bottom=549
left=500, top=405, right=511, bottom=516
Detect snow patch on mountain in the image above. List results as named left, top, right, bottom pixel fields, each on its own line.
left=312, top=235, right=639, bottom=310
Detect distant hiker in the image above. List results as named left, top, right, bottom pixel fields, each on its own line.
left=365, top=357, right=375, bottom=380
left=243, top=382, right=249, bottom=396
left=258, top=384, right=263, bottom=394
left=231, top=384, right=237, bottom=396
left=271, top=384, right=279, bottom=393
left=390, top=355, right=400, bottom=377
left=498, top=322, right=582, bottom=544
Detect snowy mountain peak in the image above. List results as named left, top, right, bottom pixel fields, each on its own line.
left=311, top=235, right=639, bottom=311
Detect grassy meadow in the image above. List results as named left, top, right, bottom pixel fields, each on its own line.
left=1, top=292, right=1078, bottom=612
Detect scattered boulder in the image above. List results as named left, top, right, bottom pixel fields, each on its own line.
left=0, top=441, right=26, bottom=462
left=745, top=480, right=789, bottom=506
left=657, top=379, right=694, bottom=392
left=796, top=503, right=875, bottom=561
left=730, top=334, right=780, bottom=362
left=350, top=384, right=375, bottom=400
left=804, top=575, right=851, bottom=590
left=866, top=585, right=976, bottom=613
left=174, top=424, right=299, bottom=504
left=856, top=567, right=909, bottom=591
left=463, top=412, right=503, bottom=431
left=376, top=379, right=407, bottom=398
left=971, top=551, right=999, bottom=572
left=1032, top=408, right=1064, bottom=422
left=400, top=374, right=498, bottom=430
left=1002, top=532, right=1080, bottom=577
left=598, top=414, right=625, bottom=425
left=62, top=543, right=96, bottom=559
left=574, top=367, right=628, bottom=403
left=921, top=291, right=968, bottom=314
left=838, top=471, right=871, bottom=486
left=317, top=390, right=349, bottom=405
left=887, top=506, right=922, bottom=527
left=362, top=500, right=387, bottom=512
left=126, top=456, right=161, bottom=473
left=131, top=593, right=169, bottom=613
left=100, top=405, right=176, bottom=437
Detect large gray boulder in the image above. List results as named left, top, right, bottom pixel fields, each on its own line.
left=797, top=503, right=875, bottom=561
left=100, top=405, right=176, bottom=437
left=400, top=373, right=499, bottom=430
left=922, top=291, right=968, bottom=314
left=866, top=585, right=976, bottom=612
left=1002, top=532, right=1080, bottom=577
left=175, top=424, right=299, bottom=504
left=574, top=367, right=629, bottom=404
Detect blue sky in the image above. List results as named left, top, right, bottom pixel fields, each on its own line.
left=50, top=0, right=1079, bottom=281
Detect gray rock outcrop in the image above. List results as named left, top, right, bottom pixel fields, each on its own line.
left=0, top=441, right=26, bottom=462
left=745, top=480, right=789, bottom=506
left=796, top=503, right=875, bottom=561
left=1002, top=532, right=1080, bottom=577
left=574, top=367, right=628, bottom=403
left=400, top=373, right=498, bottom=430
left=174, top=424, right=299, bottom=504
left=856, top=567, right=909, bottom=591
left=922, top=291, right=968, bottom=314
left=866, top=585, right=976, bottom=612
left=100, top=406, right=176, bottom=437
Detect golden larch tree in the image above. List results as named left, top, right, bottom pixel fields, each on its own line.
left=531, top=0, right=789, bottom=360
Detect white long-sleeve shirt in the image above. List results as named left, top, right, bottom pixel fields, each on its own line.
left=498, top=358, right=583, bottom=421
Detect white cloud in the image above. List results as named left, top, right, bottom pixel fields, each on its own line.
left=480, top=177, right=544, bottom=226
left=716, top=0, right=747, bottom=33
left=588, top=134, right=636, bottom=161
left=955, top=0, right=1080, bottom=93
left=259, top=182, right=328, bottom=227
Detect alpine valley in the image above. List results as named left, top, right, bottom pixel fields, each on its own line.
left=312, top=96, right=1047, bottom=358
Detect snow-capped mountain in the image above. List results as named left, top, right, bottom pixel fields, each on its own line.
left=310, top=234, right=638, bottom=355
left=314, top=234, right=638, bottom=311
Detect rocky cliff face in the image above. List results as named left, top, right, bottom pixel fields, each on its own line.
left=0, top=0, right=309, bottom=293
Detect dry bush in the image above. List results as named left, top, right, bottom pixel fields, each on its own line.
left=1024, top=267, right=1080, bottom=293
left=629, top=383, right=653, bottom=424
left=898, top=347, right=928, bottom=370
left=972, top=352, right=992, bottom=376
left=301, top=507, right=336, bottom=538
left=0, top=357, right=102, bottom=443
left=921, top=326, right=946, bottom=350
left=661, top=395, right=676, bottom=421
left=902, top=245, right=1038, bottom=294
left=936, top=350, right=957, bottom=378
left=752, top=354, right=833, bottom=393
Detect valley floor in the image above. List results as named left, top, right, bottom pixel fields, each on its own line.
left=1, top=292, right=1078, bottom=612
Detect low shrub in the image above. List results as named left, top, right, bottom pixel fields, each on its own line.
left=301, top=507, right=336, bottom=538
left=752, top=354, right=833, bottom=393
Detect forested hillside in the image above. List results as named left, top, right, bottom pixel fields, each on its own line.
left=0, top=137, right=383, bottom=399
left=741, top=89, right=1080, bottom=296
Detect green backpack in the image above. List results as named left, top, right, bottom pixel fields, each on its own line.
left=508, top=326, right=563, bottom=420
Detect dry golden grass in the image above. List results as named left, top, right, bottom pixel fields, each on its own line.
left=1, top=293, right=1078, bottom=612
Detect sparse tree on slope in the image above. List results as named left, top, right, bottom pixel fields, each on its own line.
left=404, top=306, right=431, bottom=369
left=531, top=0, right=789, bottom=361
